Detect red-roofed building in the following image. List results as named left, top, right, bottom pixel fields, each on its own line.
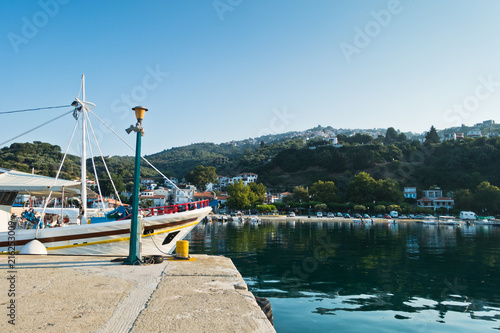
left=194, top=191, right=216, bottom=201
left=139, top=189, right=166, bottom=207
left=417, top=188, right=454, bottom=211
left=280, top=192, right=293, bottom=199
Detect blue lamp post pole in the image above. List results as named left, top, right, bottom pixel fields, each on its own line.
left=124, top=106, right=148, bottom=265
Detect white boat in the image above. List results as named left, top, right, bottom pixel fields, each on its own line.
left=421, top=216, right=438, bottom=225
left=246, top=216, right=261, bottom=223
left=438, top=216, right=457, bottom=225
left=0, top=77, right=211, bottom=256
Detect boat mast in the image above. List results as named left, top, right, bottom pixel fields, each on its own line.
left=81, top=74, right=87, bottom=223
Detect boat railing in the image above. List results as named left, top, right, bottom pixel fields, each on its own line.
left=119, top=199, right=210, bottom=220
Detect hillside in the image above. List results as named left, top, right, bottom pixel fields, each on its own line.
left=2, top=123, right=500, bottom=198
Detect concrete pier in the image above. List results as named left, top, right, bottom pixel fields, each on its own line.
left=0, top=255, right=275, bottom=333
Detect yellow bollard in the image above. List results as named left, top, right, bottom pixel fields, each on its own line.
left=176, top=240, right=189, bottom=259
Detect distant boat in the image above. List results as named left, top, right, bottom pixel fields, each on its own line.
left=439, top=216, right=457, bottom=225
left=421, top=216, right=438, bottom=225
left=246, top=216, right=261, bottom=223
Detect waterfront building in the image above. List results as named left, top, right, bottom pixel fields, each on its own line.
left=467, top=129, right=482, bottom=138
left=139, top=189, right=166, bottom=207
left=417, top=187, right=454, bottom=211
left=404, top=187, right=417, bottom=199
left=173, top=184, right=196, bottom=204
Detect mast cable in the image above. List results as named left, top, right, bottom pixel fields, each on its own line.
left=85, top=123, right=107, bottom=213
left=0, top=105, right=72, bottom=115
left=85, top=115, right=123, bottom=206
left=0, top=110, right=73, bottom=147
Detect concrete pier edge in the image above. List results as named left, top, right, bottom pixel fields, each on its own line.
left=0, top=254, right=275, bottom=333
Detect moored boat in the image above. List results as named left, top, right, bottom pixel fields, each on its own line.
left=0, top=76, right=211, bottom=255
left=421, top=216, right=438, bottom=225
left=439, top=216, right=457, bottom=225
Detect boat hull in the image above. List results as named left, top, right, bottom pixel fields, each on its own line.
left=0, top=207, right=211, bottom=256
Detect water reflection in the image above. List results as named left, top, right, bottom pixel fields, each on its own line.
left=188, top=221, right=500, bottom=332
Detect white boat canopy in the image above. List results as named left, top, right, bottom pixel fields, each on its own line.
left=0, top=168, right=82, bottom=197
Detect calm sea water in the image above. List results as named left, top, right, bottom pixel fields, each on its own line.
left=187, top=220, right=500, bottom=332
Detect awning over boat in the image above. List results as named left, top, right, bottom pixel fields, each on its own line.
left=0, top=169, right=82, bottom=197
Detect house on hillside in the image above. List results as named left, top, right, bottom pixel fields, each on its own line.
left=417, top=187, right=454, bottom=211
left=404, top=187, right=417, bottom=199
left=139, top=189, right=166, bottom=207
left=467, top=129, right=482, bottom=138
left=443, top=133, right=456, bottom=141
left=174, top=184, right=196, bottom=204
left=194, top=191, right=216, bottom=201
left=279, top=192, right=293, bottom=202
left=217, top=173, right=258, bottom=188
left=265, top=193, right=280, bottom=204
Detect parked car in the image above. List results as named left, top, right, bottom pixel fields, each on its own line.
left=363, top=214, right=370, bottom=219
left=376, top=214, right=383, bottom=218
left=336, top=212, right=343, bottom=217
left=288, top=212, right=295, bottom=217
left=317, top=212, right=323, bottom=218
left=327, top=212, right=335, bottom=218
left=353, top=213, right=362, bottom=218
left=383, top=214, right=391, bottom=219
left=343, top=213, right=351, bottom=218
left=399, top=215, right=408, bottom=219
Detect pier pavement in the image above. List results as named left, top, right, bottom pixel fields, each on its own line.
left=0, top=254, right=275, bottom=333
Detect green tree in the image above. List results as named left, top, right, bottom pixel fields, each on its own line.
left=387, top=204, right=401, bottom=212
left=256, top=204, right=276, bottom=214
left=139, top=198, right=154, bottom=208
left=314, top=203, right=327, bottom=212
left=226, top=180, right=267, bottom=210
left=293, top=186, right=309, bottom=202
left=384, top=127, right=398, bottom=145
left=375, top=178, right=404, bottom=203
left=310, top=180, right=338, bottom=203
left=453, top=189, right=474, bottom=211
left=346, top=172, right=377, bottom=203
left=353, top=205, right=366, bottom=212
left=425, top=125, right=440, bottom=144
left=184, top=165, right=218, bottom=191
left=248, top=182, right=267, bottom=207
left=397, top=133, right=407, bottom=142
left=227, top=180, right=251, bottom=210
left=98, top=176, right=125, bottom=197
left=474, top=181, right=500, bottom=214
left=375, top=205, right=386, bottom=213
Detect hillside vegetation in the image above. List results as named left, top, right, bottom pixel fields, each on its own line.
left=2, top=126, right=500, bottom=212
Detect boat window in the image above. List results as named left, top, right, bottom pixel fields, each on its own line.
left=0, top=191, right=19, bottom=205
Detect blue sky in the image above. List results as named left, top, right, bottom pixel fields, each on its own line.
left=1, top=0, right=500, bottom=157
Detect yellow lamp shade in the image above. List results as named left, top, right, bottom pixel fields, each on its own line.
left=132, top=106, right=148, bottom=121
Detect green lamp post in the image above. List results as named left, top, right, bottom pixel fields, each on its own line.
left=123, top=106, right=148, bottom=265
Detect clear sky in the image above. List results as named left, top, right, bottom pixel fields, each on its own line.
left=2, top=0, right=500, bottom=157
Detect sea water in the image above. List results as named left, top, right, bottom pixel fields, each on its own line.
left=188, top=220, right=500, bottom=332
